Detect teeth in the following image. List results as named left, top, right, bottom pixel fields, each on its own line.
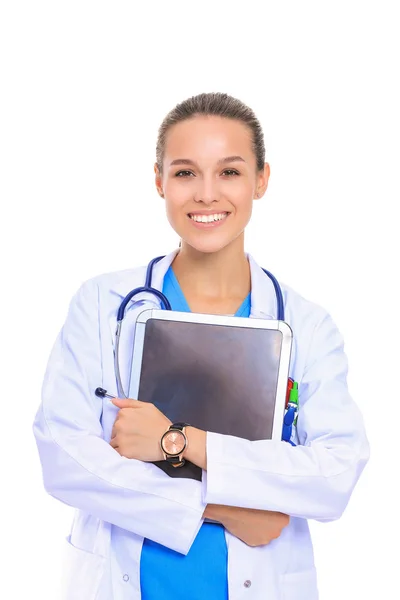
left=190, top=212, right=228, bottom=223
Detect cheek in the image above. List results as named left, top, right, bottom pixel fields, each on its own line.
left=229, top=177, right=254, bottom=198
left=164, top=201, right=189, bottom=236
left=163, top=181, right=191, bottom=219
left=164, top=198, right=186, bottom=224
left=229, top=182, right=254, bottom=214
left=164, top=179, right=192, bottom=199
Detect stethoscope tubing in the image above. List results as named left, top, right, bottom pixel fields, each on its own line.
left=114, top=255, right=284, bottom=398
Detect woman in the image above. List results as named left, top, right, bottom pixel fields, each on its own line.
left=33, top=92, right=369, bottom=600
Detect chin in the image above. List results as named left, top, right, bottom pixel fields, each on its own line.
left=183, top=234, right=241, bottom=255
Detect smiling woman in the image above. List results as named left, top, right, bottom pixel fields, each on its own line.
left=154, top=97, right=270, bottom=261
left=33, top=91, right=369, bottom=600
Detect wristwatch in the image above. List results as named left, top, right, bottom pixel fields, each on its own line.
left=160, top=422, right=190, bottom=467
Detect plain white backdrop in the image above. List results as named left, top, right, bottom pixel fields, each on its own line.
left=1, top=1, right=399, bottom=598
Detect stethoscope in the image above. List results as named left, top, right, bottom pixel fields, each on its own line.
left=95, top=255, right=296, bottom=444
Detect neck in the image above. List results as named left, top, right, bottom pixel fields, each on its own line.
left=171, top=236, right=250, bottom=300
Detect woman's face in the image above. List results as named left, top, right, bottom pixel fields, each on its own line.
left=155, top=115, right=270, bottom=254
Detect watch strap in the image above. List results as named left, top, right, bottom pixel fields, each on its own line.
left=170, top=422, right=190, bottom=431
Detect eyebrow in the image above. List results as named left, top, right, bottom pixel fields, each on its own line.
left=169, top=155, right=246, bottom=167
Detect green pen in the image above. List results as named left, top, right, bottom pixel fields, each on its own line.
left=288, top=381, right=299, bottom=425
left=288, top=381, right=298, bottom=406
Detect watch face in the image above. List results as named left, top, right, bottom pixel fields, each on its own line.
left=162, top=430, right=185, bottom=455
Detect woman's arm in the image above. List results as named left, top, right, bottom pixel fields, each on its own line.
left=33, top=279, right=206, bottom=556
left=184, top=427, right=207, bottom=468
left=186, top=312, right=370, bottom=522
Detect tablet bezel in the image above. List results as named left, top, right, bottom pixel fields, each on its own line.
left=129, top=309, right=292, bottom=442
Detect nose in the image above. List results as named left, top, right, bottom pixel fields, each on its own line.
left=194, top=174, right=221, bottom=204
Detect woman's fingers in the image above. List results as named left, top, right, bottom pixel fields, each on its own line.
left=112, top=398, right=140, bottom=409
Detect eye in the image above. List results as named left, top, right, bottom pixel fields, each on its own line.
left=175, top=170, right=195, bottom=177
left=222, top=169, right=240, bottom=176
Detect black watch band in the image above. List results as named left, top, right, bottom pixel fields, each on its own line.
left=170, top=422, right=190, bottom=430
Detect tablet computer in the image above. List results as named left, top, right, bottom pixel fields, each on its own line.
left=129, top=309, right=292, bottom=481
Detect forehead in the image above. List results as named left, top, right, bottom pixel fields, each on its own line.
left=164, top=116, right=254, bottom=163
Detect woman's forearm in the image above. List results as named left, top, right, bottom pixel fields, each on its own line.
left=184, top=426, right=207, bottom=470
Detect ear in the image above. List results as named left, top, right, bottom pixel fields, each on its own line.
left=254, top=162, right=271, bottom=200
left=154, top=163, right=164, bottom=198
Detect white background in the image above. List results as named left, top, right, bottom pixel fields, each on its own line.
left=1, top=1, right=399, bottom=598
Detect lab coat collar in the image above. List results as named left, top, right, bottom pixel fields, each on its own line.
left=149, top=250, right=180, bottom=293
left=151, top=251, right=278, bottom=319
left=110, top=250, right=279, bottom=320
left=247, top=254, right=278, bottom=320
left=110, top=250, right=179, bottom=308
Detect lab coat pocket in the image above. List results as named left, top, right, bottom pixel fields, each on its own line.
left=61, top=535, right=106, bottom=600
left=280, top=568, right=318, bottom=600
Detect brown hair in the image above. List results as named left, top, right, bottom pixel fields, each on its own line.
left=156, top=92, right=266, bottom=173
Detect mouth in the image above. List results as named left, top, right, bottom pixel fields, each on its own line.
left=187, top=211, right=230, bottom=226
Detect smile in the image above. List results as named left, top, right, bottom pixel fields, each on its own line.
left=188, top=212, right=229, bottom=223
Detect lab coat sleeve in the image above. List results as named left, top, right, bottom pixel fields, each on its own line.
left=202, top=311, right=370, bottom=521
left=33, top=280, right=205, bottom=555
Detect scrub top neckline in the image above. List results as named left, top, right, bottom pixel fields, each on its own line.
left=167, top=267, right=251, bottom=317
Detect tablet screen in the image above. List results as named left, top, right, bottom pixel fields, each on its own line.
left=137, top=318, right=283, bottom=441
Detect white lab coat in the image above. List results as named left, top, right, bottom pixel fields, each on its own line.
left=33, top=250, right=369, bottom=600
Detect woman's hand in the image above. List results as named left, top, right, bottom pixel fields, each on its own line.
left=205, top=504, right=290, bottom=547
left=110, top=398, right=172, bottom=461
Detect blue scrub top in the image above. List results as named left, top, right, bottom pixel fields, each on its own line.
left=140, top=266, right=251, bottom=600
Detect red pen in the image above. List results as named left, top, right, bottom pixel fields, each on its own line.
left=286, top=378, right=294, bottom=408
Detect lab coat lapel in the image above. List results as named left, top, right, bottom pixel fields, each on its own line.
left=247, top=254, right=280, bottom=320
